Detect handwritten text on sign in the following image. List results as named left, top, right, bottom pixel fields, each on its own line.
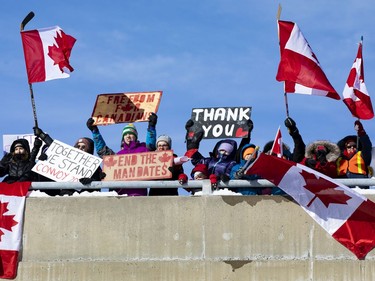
left=91, top=91, right=162, bottom=125
left=102, top=150, right=173, bottom=181
left=190, top=107, right=252, bottom=139
left=32, top=140, right=102, bottom=182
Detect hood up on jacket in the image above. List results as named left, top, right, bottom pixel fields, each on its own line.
left=305, top=140, right=340, bottom=162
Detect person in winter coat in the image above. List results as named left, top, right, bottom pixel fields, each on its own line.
left=0, top=138, right=41, bottom=183
left=230, top=143, right=262, bottom=195
left=148, top=134, right=183, bottom=196
left=300, top=140, right=340, bottom=178
left=336, top=120, right=372, bottom=188
left=184, top=119, right=237, bottom=189
left=86, top=115, right=156, bottom=196
left=178, top=163, right=209, bottom=195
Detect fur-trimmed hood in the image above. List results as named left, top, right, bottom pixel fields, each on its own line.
left=305, top=140, right=340, bottom=162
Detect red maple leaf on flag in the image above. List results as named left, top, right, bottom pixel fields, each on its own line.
left=301, top=170, right=352, bottom=208
left=48, top=30, right=76, bottom=73
left=0, top=201, right=18, bottom=241
left=159, top=152, right=172, bottom=167
left=104, top=156, right=117, bottom=169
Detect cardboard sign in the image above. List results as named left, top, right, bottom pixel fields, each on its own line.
left=102, top=150, right=174, bottom=181
left=190, top=107, right=252, bottom=139
left=32, top=140, right=102, bottom=182
left=91, top=91, right=162, bottom=125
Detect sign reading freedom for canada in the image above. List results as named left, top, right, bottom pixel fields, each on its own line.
left=102, top=150, right=174, bottom=181
left=91, top=91, right=162, bottom=125
left=190, top=106, right=252, bottom=139
left=32, top=140, right=102, bottom=182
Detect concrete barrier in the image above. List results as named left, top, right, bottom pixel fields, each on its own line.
left=14, top=195, right=375, bottom=281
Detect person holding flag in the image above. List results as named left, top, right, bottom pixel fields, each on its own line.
left=336, top=121, right=372, bottom=188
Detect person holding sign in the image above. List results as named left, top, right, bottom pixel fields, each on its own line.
left=86, top=116, right=156, bottom=196
left=184, top=119, right=237, bottom=189
left=0, top=138, right=41, bottom=183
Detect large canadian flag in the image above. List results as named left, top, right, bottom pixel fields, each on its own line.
left=276, top=20, right=340, bottom=100
left=245, top=153, right=375, bottom=259
left=21, top=26, right=76, bottom=83
left=342, top=40, right=374, bottom=120
left=0, top=182, right=30, bottom=279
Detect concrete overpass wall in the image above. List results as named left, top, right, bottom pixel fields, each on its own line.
left=14, top=195, right=375, bottom=281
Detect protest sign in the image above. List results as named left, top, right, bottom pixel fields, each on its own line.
left=91, top=91, right=162, bottom=125
left=190, top=107, right=252, bottom=139
left=32, top=140, right=102, bottom=182
left=102, top=150, right=174, bottom=181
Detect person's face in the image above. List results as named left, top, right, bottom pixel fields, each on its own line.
left=75, top=142, right=87, bottom=152
left=157, top=141, right=169, bottom=151
left=346, top=142, right=357, bottom=154
left=14, top=146, right=26, bottom=155
left=123, top=133, right=136, bottom=145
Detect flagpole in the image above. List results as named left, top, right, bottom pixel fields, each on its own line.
left=20, top=11, right=39, bottom=128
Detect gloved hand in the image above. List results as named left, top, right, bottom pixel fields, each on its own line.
left=220, top=174, right=230, bottom=183
left=148, top=113, right=158, bottom=128
left=185, top=119, right=204, bottom=150
left=354, top=120, right=366, bottom=137
left=178, top=173, right=188, bottom=185
left=33, top=137, right=43, bottom=149
left=234, top=169, right=244, bottom=179
left=209, top=174, right=218, bottom=189
left=316, top=149, right=327, bottom=165
left=33, top=126, right=44, bottom=138
left=99, top=172, right=106, bottom=180
left=305, top=158, right=317, bottom=168
left=0, top=153, right=13, bottom=166
left=86, top=118, right=98, bottom=132
left=245, top=119, right=254, bottom=139
left=284, top=117, right=298, bottom=135
left=79, top=177, right=93, bottom=185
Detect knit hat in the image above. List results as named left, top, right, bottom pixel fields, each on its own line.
left=157, top=135, right=172, bottom=148
left=191, top=164, right=209, bottom=179
left=74, top=137, right=94, bottom=154
left=218, top=142, right=234, bottom=154
left=122, top=123, right=138, bottom=140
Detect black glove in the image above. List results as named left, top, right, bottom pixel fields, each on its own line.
left=33, top=137, right=43, bottom=149
left=185, top=119, right=204, bottom=150
left=247, top=119, right=254, bottom=133
left=38, top=152, right=48, bottom=161
left=354, top=120, right=366, bottom=137
left=0, top=153, right=13, bottom=165
left=305, top=158, right=317, bottom=168
left=86, top=118, right=98, bottom=132
left=316, top=149, right=327, bottom=165
left=148, top=113, right=158, bottom=128
left=79, top=177, right=93, bottom=185
left=99, top=172, right=106, bottom=180
left=234, top=170, right=244, bottom=179
left=33, top=127, right=53, bottom=145
left=220, top=174, right=230, bottom=183
left=284, top=117, right=298, bottom=135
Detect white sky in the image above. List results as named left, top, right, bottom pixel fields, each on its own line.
left=2, top=1, right=375, bottom=195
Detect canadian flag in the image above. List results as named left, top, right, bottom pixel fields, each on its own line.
left=276, top=20, right=340, bottom=100
left=245, top=153, right=375, bottom=259
left=342, top=40, right=374, bottom=120
left=270, top=127, right=283, bottom=158
left=21, top=26, right=76, bottom=84
left=0, top=182, right=30, bottom=279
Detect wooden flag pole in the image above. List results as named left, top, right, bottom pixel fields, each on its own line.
left=20, top=11, right=39, bottom=128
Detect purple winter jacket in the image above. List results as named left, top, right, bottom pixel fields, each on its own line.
left=117, top=141, right=149, bottom=196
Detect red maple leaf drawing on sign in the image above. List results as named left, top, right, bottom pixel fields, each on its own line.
left=301, top=170, right=352, bottom=208
left=48, top=29, right=76, bottom=73
left=159, top=152, right=172, bottom=167
left=104, top=156, right=117, bottom=169
left=0, top=201, right=18, bottom=240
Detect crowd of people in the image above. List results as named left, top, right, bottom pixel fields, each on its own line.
left=0, top=113, right=372, bottom=196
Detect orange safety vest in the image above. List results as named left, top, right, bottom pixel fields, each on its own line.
left=336, top=151, right=367, bottom=176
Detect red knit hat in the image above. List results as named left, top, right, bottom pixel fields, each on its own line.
left=191, top=164, right=209, bottom=179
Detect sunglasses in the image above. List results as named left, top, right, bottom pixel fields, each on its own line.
left=346, top=145, right=356, bottom=149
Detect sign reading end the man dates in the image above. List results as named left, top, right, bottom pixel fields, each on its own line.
left=190, top=107, right=252, bottom=139
left=102, top=150, right=174, bottom=181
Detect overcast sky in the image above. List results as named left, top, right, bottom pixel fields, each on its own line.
left=2, top=1, right=375, bottom=190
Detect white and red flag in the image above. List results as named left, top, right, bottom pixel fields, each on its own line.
left=0, top=182, right=30, bottom=279
left=21, top=26, right=76, bottom=83
left=270, top=127, right=283, bottom=158
left=276, top=20, right=340, bottom=100
left=342, top=40, right=374, bottom=120
left=245, top=153, right=375, bottom=259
